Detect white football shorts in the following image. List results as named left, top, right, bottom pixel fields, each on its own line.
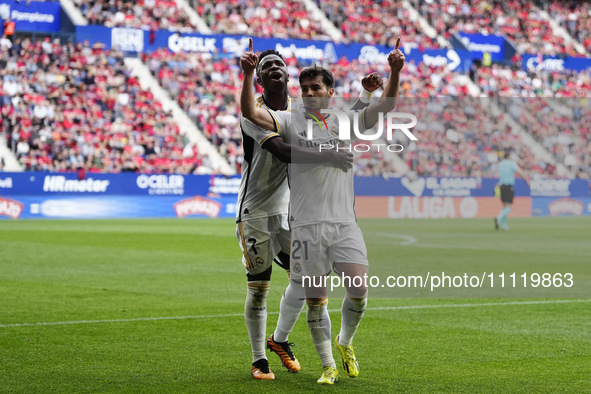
left=236, top=213, right=291, bottom=276
left=289, top=222, right=368, bottom=280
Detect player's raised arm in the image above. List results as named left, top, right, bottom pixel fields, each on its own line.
left=364, top=37, right=405, bottom=128
left=240, top=38, right=277, bottom=131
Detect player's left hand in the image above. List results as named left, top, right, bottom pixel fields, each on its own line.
left=240, top=37, right=258, bottom=75
left=388, top=37, right=405, bottom=74
left=361, top=72, right=383, bottom=92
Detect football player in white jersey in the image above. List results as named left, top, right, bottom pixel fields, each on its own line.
left=237, top=41, right=384, bottom=380
left=240, top=37, right=405, bottom=384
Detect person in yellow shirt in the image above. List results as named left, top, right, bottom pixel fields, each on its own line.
left=482, top=51, right=492, bottom=67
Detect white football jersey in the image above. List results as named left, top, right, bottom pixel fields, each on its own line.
left=268, top=104, right=369, bottom=228
left=236, top=96, right=299, bottom=222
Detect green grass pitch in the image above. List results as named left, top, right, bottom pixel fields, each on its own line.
left=0, top=218, right=590, bottom=393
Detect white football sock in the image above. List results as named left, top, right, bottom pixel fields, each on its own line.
left=245, top=280, right=270, bottom=363
left=273, top=279, right=306, bottom=343
left=338, top=291, right=367, bottom=346
left=306, top=298, right=335, bottom=368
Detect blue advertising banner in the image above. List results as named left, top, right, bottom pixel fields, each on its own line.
left=1, top=173, right=588, bottom=198
left=355, top=176, right=590, bottom=197
left=75, top=25, right=474, bottom=72
left=522, top=54, right=591, bottom=72
left=0, top=0, right=61, bottom=33
left=3, top=194, right=589, bottom=219
left=355, top=176, right=529, bottom=197
left=0, top=173, right=241, bottom=196
left=355, top=176, right=528, bottom=197
left=458, top=33, right=505, bottom=61
left=1, top=173, right=589, bottom=219
left=528, top=178, right=590, bottom=197
left=370, top=176, right=589, bottom=197
left=532, top=197, right=591, bottom=217
left=0, top=195, right=238, bottom=219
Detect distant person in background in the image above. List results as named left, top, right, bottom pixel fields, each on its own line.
left=482, top=51, right=492, bottom=67
left=3, top=17, right=15, bottom=43
left=0, top=34, right=12, bottom=51
left=495, top=150, right=530, bottom=231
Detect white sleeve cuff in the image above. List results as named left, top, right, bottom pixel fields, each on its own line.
left=359, top=86, right=373, bottom=104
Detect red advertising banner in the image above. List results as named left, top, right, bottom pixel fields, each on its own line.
left=547, top=198, right=585, bottom=216
left=355, top=196, right=532, bottom=219
left=173, top=196, right=222, bottom=218
left=0, top=196, right=24, bottom=219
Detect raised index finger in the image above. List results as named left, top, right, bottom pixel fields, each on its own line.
left=249, top=37, right=253, bottom=52
left=395, top=37, right=401, bottom=50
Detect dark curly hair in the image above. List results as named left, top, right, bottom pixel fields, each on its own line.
left=258, top=49, right=285, bottom=64
left=299, top=62, right=335, bottom=89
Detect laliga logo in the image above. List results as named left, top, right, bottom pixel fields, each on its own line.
left=306, top=110, right=417, bottom=153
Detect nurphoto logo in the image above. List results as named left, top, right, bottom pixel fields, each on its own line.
left=306, top=110, right=418, bottom=153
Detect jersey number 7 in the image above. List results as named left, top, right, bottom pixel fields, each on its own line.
left=248, top=238, right=258, bottom=255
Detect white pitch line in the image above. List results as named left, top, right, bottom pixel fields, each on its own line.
left=1, top=299, right=589, bottom=328
left=0, top=313, right=246, bottom=328
left=361, top=299, right=591, bottom=311
left=374, top=233, right=418, bottom=245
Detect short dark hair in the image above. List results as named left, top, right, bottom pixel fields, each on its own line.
left=504, top=150, right=511, bottom=159
left=299, top=63, right=335, bottom=89
left=258, top=49, right=285, bottom=64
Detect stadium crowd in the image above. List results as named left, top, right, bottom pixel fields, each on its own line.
left=417, top=0, right=582, bottom=56
left=499, top=97, right=590, bottom=178
left=4, top=0, right=591, bottom=178
left=394, top=97, right=554, bottom=178
left=330, top=59, right=588, bottom=178
left=143, top=47, right=480, bottom=175
left=73, top=0, right=329, bottom=40
left=317, top=0, right=439, bottom=49
left=144, top=48, right=243, bottom=171
left=74, top=0, right=196, bottom=31
left=476, top=65, right=591, bottom=178
left=476, top=64, right=591, bottom=97
left=3, top=36, right=588, bottom=178
left=548, top=0, right=591, bottom=54
left=1, top=37, right=208, bottom=174
left=68, top=0, right=591, bottom=59
left=197, top=0, right=329, bottom=40
left=142, top=46, right=566, bottom=177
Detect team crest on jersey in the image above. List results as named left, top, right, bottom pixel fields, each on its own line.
left=255, top=256, right=264, bottom=266
left=329, top=125, right=339, bottom=137
left=293, top=262, right=301, bottom=274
